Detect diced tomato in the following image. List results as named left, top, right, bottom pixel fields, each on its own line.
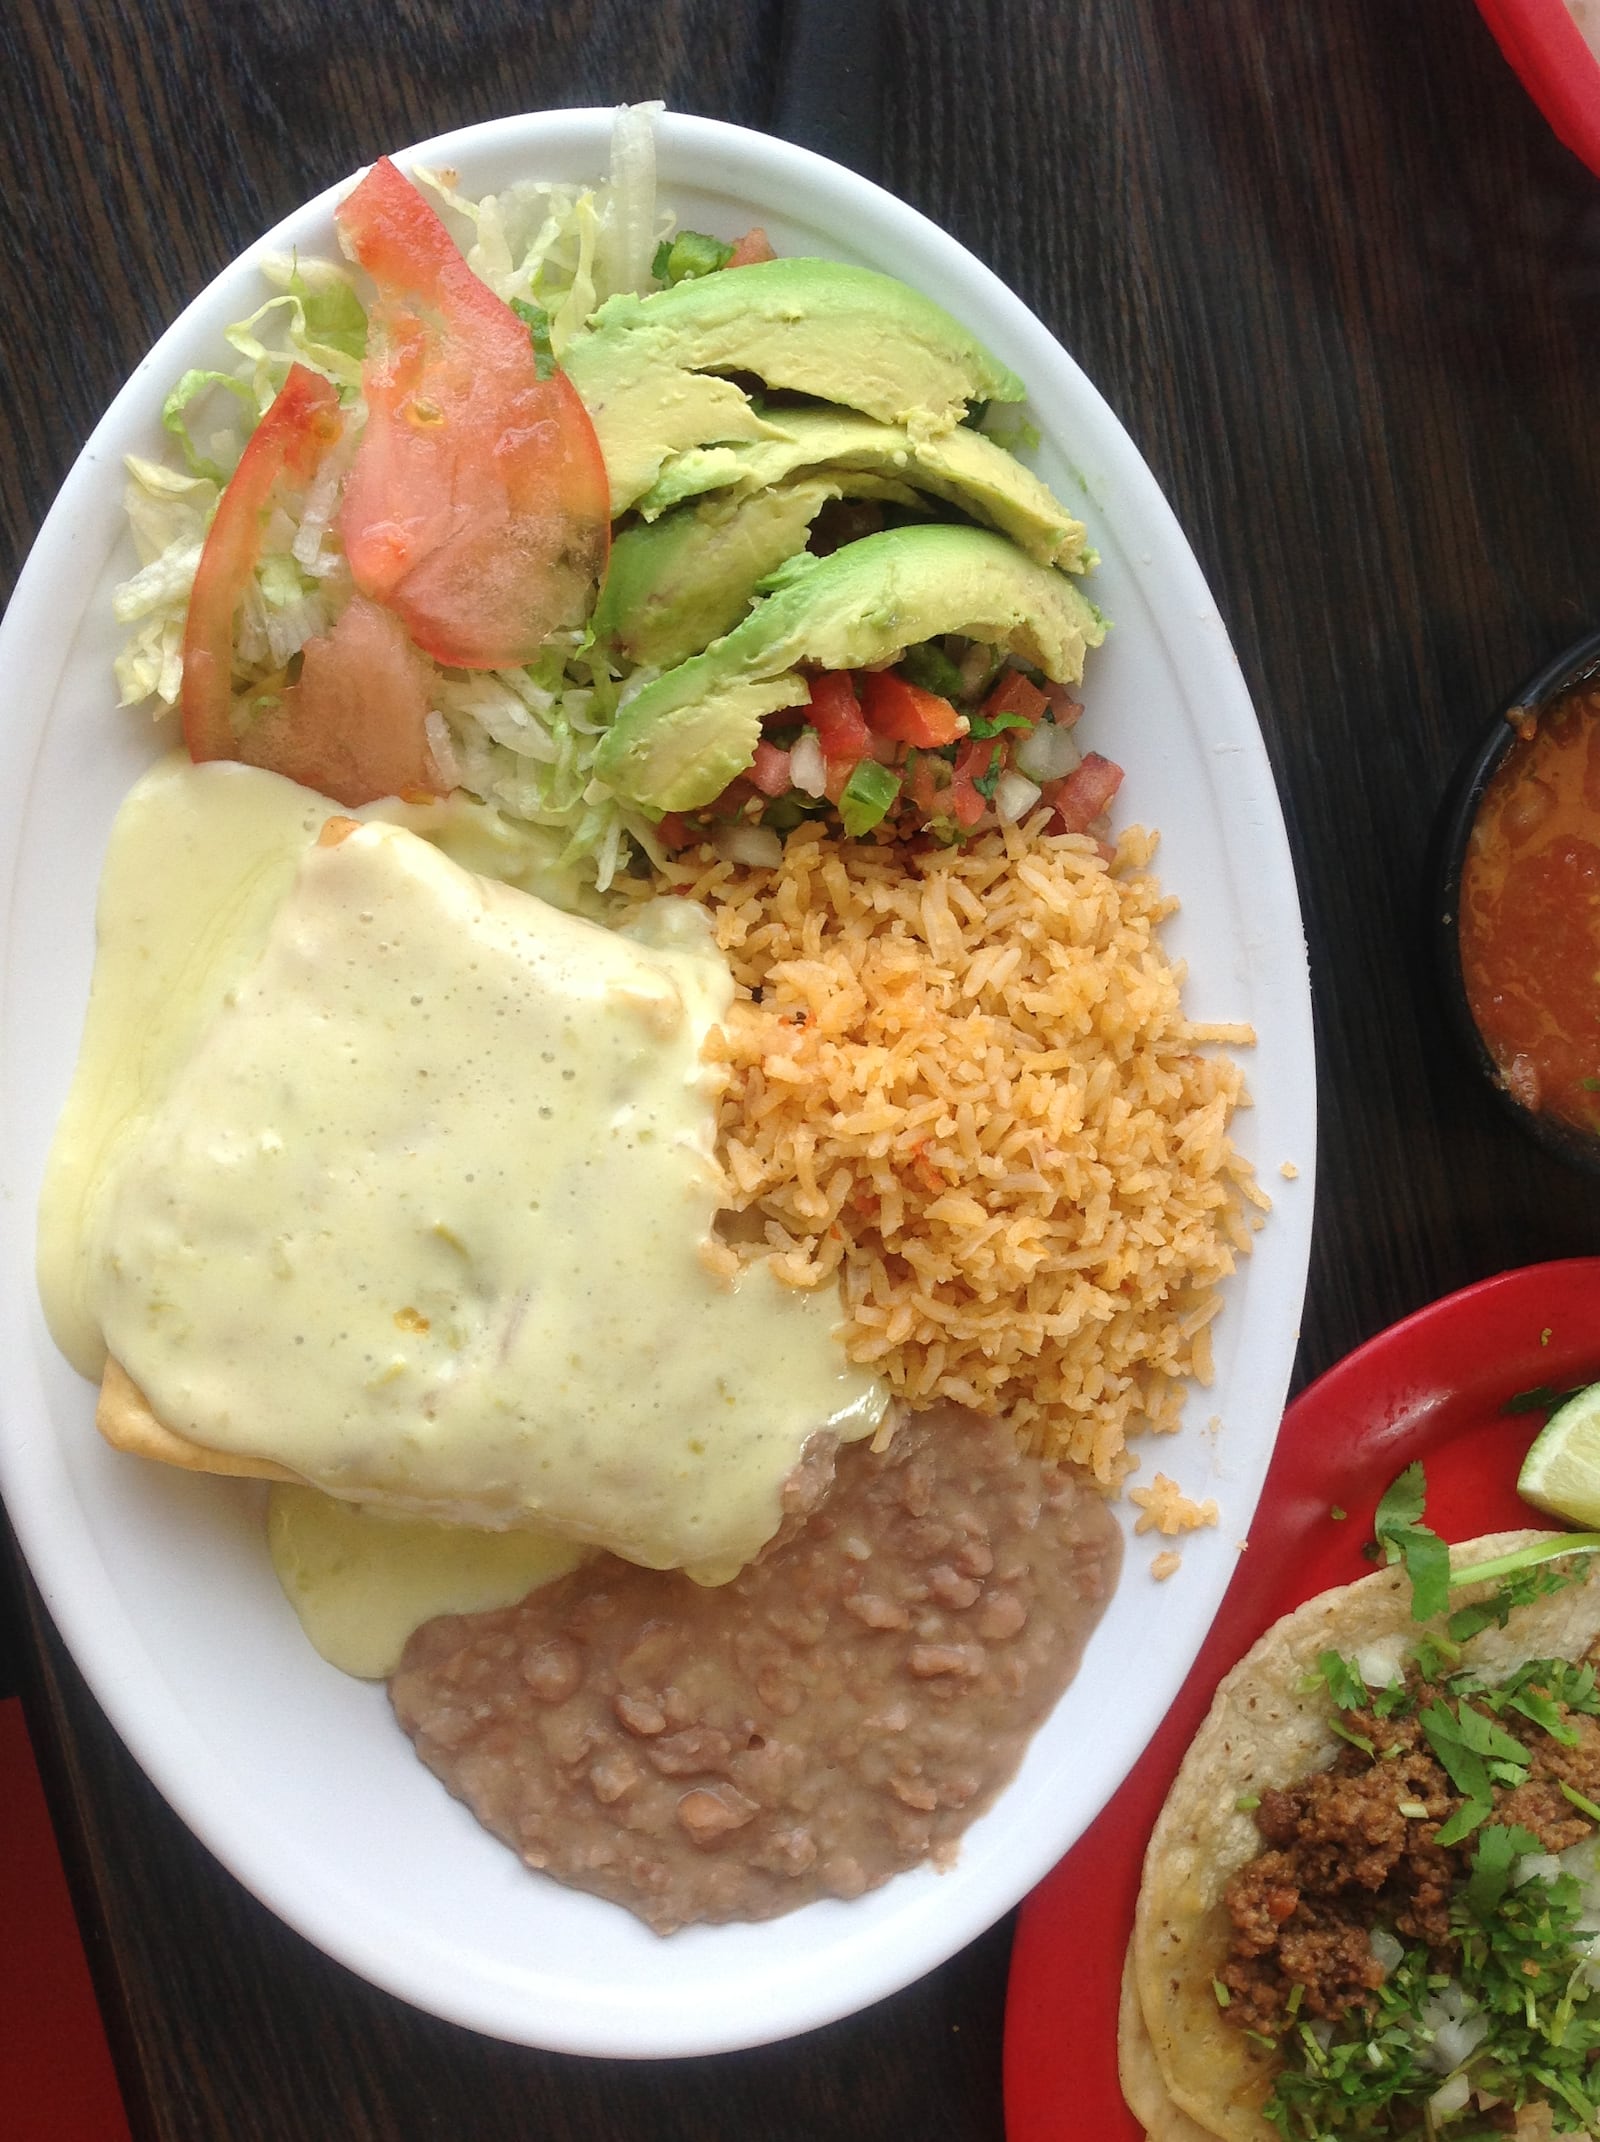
left=181, top=364, right=345, bottom=767
left=335, top=156, right=610, bottom=670
left=726, top=228, right=776, bottom=267
left=948, top=737, right=998, bottom=828
left=1042, top=679, right=1084, bottom=727
left=654, top=813, right=695, bottom=851
left=907, top=751, right=945, bottom=820
left=981, top=670, right=1049, bottom=727
left=857, top=669, right=962, bottom=748
left=1043, top=750, right=1124, bottom=833
left=750, top=740, right=792, bottom=796
left=711, top=776, right=757, bottom=818
left=806, top=672, right=870, bottom=769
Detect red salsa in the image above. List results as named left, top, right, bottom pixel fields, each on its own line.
left=1458, top=683, right=1600, bottom=1131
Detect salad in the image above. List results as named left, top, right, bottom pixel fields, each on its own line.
left=111, top=103, right=1116, bottom=889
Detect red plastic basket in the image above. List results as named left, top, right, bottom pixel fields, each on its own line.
left=1476, top=0, right=1600, bottom=175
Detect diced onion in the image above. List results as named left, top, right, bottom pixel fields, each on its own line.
left=994, top=770, right=1043, bottom=824
left=1013, top=720, right=1082, bottom=784
left=789, top=731, right=827, bottom=797
left=1515, top=1852, right=1562, bottom=1888
left=1353, top=1642, right=1404, bottom=1690
left=1428, top=2073, right=1472, bottom=2118
left=713, top=824, right=783, bottom=867
left=1422, top=2008, right=1489, bottom=2075
left=1367, top=1926, right=1404, bottom=1975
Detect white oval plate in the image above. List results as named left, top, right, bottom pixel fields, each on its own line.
left=0, top=109, right=1315, bottom=2057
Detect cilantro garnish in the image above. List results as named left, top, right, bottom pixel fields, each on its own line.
left=1370, top=1463, right=1600, bottom=1635
left=510, top=298, right=556, bottom=380
left=1314, top=1649, right=1371, bottom=1713
left=1374, top=1463, right=1451, bottom=1620
left=1464, top=1821, right=1542, bottom=1916
left=1504, top=1382, right=1581, bottom=1415
left=1249, top=1470, right=1600, bottom=2135
left=1263, top=1835, right=1600, bottom=2136
left=966, top=708, right=1032, bottom=740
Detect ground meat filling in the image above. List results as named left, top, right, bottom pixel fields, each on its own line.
left=1219, top=1661, right=1600, bottom=2037
left=390, top=1405, right=1120, bottom=1934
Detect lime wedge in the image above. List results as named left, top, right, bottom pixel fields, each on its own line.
left=1518, top=1382, right=1600, bottom=1527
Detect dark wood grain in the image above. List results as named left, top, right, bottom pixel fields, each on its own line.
left=3, top=0, right=1598, bottom=2135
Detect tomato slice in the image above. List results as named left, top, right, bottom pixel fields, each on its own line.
left=336, top=156, right=610, bottom=670
left=181, top=364, right=344, bottom=765
left=181, top=363, right=444, bottom=807
left=272, top=594, right=440, bottom=808
left=858, top=669, right=962, bottom=748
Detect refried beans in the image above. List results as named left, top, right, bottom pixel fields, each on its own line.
left=389, top=1406, right=1121, bottom=1933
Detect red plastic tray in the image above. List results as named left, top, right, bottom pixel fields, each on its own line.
left=1475, top=0, right=1600, bottom=176
left=1004, top=1257, right=1600, bottom=2141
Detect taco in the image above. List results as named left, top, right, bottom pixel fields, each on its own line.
left=1121, top=1532, right=1600, bottom=2139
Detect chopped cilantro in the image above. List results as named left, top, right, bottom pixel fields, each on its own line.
left=1464, top=1821, right=1543, bottom=1916
left=1328, top=1716, right=1377, bottom=1758
left=1374, top=1463, right=1451, bottom=1621
left=1504, top=1382, right=1580, bottom=1414
left=1410, top=1630, right=1461, bottom=1681
left=1263, top=1851, right=1600, bottom=2136
left=1315, top=1650, right=1371, bottom=1713
left=1560, top=1780, right=1600, bottom=1822
left=966, top=708, right=1033, bottom=740
left=1372, top=1462, right=1600, bottom=1632
left=510, top=298, right=556, bottom=380
left=972, top=761, right=1002, bottom=802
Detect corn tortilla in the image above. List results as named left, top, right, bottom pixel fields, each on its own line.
left=1121, top=1532, right=1600, bottom=2140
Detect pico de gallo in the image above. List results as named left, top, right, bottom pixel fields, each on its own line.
left=653, top=647, right=1123, bottom=859
left=114, top=107, right=1119, bottom=892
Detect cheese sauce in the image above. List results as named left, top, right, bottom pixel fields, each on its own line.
left=40, top=756, right=885, bottom=1585
left=266, top=1486, right=587, bottom=1679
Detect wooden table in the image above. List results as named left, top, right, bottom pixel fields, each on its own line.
left=3, top=2, right=1597, bottom=2135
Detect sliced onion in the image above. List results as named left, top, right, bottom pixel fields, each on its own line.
left=713, top=824, right=782, bottom=867
left=789, top=730, right=827, bottom=797
left=1013, top=719, right=1083, bottom=784
left=994, top=770, right=1043, bottom=824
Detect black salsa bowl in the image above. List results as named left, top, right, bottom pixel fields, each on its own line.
left=1430, top=626, right=1600, bottom=1177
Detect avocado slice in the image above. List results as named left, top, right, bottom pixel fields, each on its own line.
left=563, top=259, right=1026, bottom=513
left=594, top=524, right=1107, bottom=812
left=591, top=470, right=921, bottom=672
left=636, top=409, right=1089, bottom=572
